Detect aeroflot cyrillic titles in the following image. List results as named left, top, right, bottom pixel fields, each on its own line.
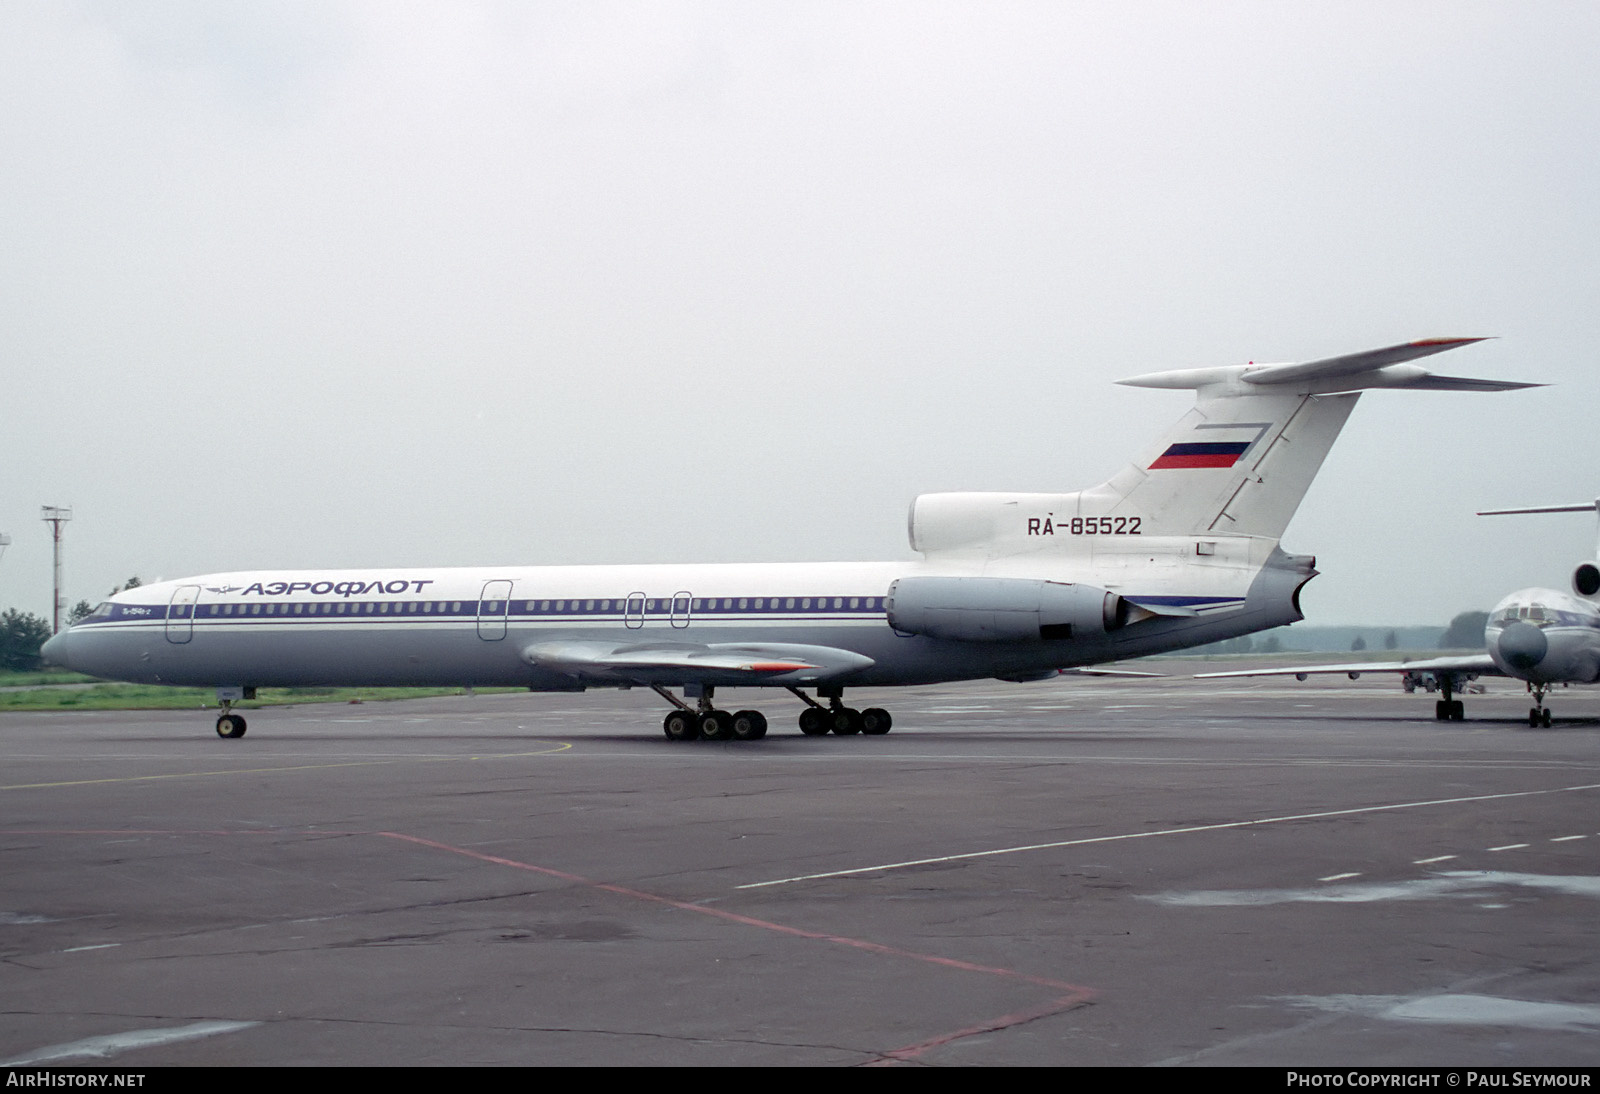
left=42, top=338, right=1536, bottom=741
left=233, top=579, right=437, bottom=597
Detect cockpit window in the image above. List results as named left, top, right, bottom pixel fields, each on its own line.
left=79, top=601, right=113, bottom=623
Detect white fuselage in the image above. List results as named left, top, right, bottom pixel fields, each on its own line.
left=44, top=550, right=1309, bottom=692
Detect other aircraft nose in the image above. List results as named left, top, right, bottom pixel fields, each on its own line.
left=1496, top=620, right=1548, bottom=673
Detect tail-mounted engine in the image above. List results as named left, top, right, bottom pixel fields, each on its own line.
left=1574, top=562, right=1600, bottom=598
left=886, top=576, right=1129, bottom=642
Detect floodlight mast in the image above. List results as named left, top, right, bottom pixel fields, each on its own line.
left=41, top=507, right=71, bottom=634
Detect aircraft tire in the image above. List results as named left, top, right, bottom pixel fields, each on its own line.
left=1543, top=708, right=1553, bottom=728
left=664, top=710, right=699, bottom=741
left=216, top=714, right=247, bottom=739
left=861, top=707, right=892, bottom=735
left=830, top=708, right=862, bottom=735
left=700, top=710, right=734, bottom=741
left=731, top=710, right=767, bottom=740
left=798, top=708, right=829, bottom=736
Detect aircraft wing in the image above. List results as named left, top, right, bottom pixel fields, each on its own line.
left=1194, top=654, right=1501, bottom=680
left=524, top=640, right=874, bottom=685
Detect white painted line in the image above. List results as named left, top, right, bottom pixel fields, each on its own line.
left=61, top=943, right=119, bottom=953
left=1489, top=844, right=1530, bottom=852
left=1551, top=835, right=1587, bottom=842
left=737, top=782, right=1600, bottom=889
left=1318, top=872, right=1362, bottom=882
left=1413, top=855, right=1457, bottom=864
left=0, top=1020, right=259, bottom=1065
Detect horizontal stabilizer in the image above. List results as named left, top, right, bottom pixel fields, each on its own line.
left=1119, top=338, right=1540, bottom=394
left=525, top=640, right=873, bottom=684
left=1238, top=337, right=1491, bottom=385
left=1479, top=501, right=1600, bottom=515
left=1381, top=373, right=1542, bottom=392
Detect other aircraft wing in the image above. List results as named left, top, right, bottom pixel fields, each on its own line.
left=524, top=640, right=874, bottom=686
left=1059, top=667, right=1166, bottom=677
left=1194, top=654, right=1501, bottom=680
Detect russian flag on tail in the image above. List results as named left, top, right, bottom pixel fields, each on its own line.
left=1148, top=440, right=1253, bottom=469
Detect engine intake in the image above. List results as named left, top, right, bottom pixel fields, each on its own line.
left=886, top=576, right=1128, bottom=642
left=1574, top=562, right=1600, bottom=597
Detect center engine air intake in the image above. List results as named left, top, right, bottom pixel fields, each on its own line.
left=886, top=576, right=1129, bottom=642
left=1574, top=562, right=1600, bottom=598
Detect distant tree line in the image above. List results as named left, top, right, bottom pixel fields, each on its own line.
left=1, top=578, right=142, bottom=672
left=1438, top=611, right=1490, bottom=649
left=1187, top=612, right=1491, bottom=656
left=0, top=609, right=52, bottom=672
left=1205, top=634, right=1284, bottom=654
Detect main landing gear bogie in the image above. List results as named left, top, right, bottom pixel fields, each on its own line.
left=659, top=695, right=771, bottom=743
left=656, top=684, right=891, bottom=742
left=824, top=707, right=893, bottom=735
left=791, top=687, right=892, bottom=737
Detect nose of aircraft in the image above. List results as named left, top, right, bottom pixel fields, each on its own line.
left=1496, top=620, right=1548, bottom=673
left=40, top=629, right=70, bottom=668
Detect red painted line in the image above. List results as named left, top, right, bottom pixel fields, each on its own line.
left=0, top=828, right=330, bottom=836
left=377, top=831, right=1098, bottom=1000
left=11, top=825, right=1101, bottom=1059
left=869, top=993, right=1093, bottom=1065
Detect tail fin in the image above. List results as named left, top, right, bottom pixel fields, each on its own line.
left=1094, top=338, right=1533, bottom=539
left=909, top=339, right=1536, bottom=558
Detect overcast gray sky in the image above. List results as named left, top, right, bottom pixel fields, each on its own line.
left=3, top=1, right=1597, bottom=627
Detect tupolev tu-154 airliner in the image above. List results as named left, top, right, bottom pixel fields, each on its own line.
left=1197, top=500, right=1600, bottom=728
left=42, top=338, right=1535, bottom=742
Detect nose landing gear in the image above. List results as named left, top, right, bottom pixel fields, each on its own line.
left=1433, top=673, right=1465, bottom=721
left=215, top=709, right=247, bottom=738
left=1528, top=683, right=1553, bottom=728
left=213, top=688, right=251, bottom=738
